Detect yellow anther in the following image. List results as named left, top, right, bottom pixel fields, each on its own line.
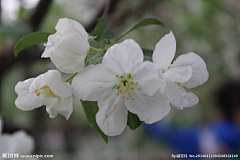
left=124, top=73, right=125, bottom=75
left=131, top=78, right=133, bottom=80
left=36, top=92, right=40, bottom=96
left=118, top=92, right=120, bottom=96
left=184, top=82, right=187, bottom=84
left=130, top=86, right=135, bottom=90
left=34, top=89, right=39, bottom=93
left=119, top=89, right=122, bottom=93
left=123, top=86, right=127, bottom=90
left=128, top=92, right=130, bottom=95
left=51, top=95, right=56, bottom=97
left=123, top=96, right=125, bottom=99
left=121, top=79, right=124, bottom=82
left=116, top=74, right=118, bottom=77
left=44, top=84, right=48, bottom=88
left=178, top=82, right=181, bottom=85
left=132, top=98, right=134, bottom=100
left=136, top=82, right=138, bottom=85
left=175, top=82, right=178, bottom=84
left=128, top=73, right=131, bottom=76
left=126, top=98, right=129, bottom=100
left=129, top=81, right=133, bottom=84
left=137, top=88, right=140, bottom=90
left=179, top=88, right=181, bottom=89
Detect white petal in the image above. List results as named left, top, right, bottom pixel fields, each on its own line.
left=96, top=89, right=128, bottom=136
left=153, top=31, right=176, bottom=71
left=164, top=79, right=199, bottom=109
left=131, top=61, right=165, bottom=96
left=50, top=97, right=73, bottom=120
left=125, top=89, right=171, bottom=124
left=50, top=34, right=89, bottom=74
left=55, top=18, right=88, bottom=40
left=102, top=57, right=124, bottom=76
left=41, top=33, right=59, bottom=58
left=44, top=70, right=73, bottom=98
left=180, top=87, right=199, bottom=108
left=72, top=64, right=117, bottom=101
left=15, top=78, right=43, bottom=111
left=164, top=65, right=192, bottom=83
left=29, top=74, right=45, bottom=93
left=170, top=52, right=209, bottom=88
left=42, top=97, right=58, bottom=109
left=103, top=39, right=144, bottom=74
left=10, top=131, right=35, bottom=154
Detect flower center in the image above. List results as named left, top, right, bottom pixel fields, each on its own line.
left=114, top=73, right=140, bottom=100
left=34, top=84, right=57, bottom=97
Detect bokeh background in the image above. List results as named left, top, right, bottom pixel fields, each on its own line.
left=0, top=0, right=240, bottom=159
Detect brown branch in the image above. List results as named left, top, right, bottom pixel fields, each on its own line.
left=27, top=0, right=53, bottom=31
left=85, top=0, right=120, bottom=33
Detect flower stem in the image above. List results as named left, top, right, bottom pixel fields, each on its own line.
left=64, top=73, right=78, bottom=82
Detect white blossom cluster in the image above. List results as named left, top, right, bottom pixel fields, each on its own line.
left=15, top=18, right=209, bottom=136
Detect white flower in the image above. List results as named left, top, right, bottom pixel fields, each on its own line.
left=152, top=31, right=209, bottom=109
left=42, top=18, right=90, bottom=74
left=72, top=39, right=170, bottom=136
left=0, top=118, right=35, bottom=157
left=15, top=70, right=73, bottom=120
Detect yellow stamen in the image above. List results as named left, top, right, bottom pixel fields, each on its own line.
left=128, top=73, right=131, bottom=76
left=136, top=82, right=138, bottom=85
left=132, top=98, right=134, bottom=100
left=128, top=92, right=130, bottom=95
left=44, top=84, right=48, bottom=88
left=123, top=96, right=125, bottom=99
left=126, top=98, right=129, bottom=100
left=119, top=89, right=122, bottom=93
left=123, top=86, right=127, bottom=90
left=118, top=92, right=120, bottom=96
left=184, top=82, right=187, bottom=84
left=130, top=86, right=135, bottom=90
left=137, top=88, right=140, bottom=90
left=131, top=78, right=133, bottom=80
left=178, top=82, right=181, bottom=85
left=36, top=92, right=40, bottom=96
left=175, top=82, right=178, bottom=84
left=116, top=74, right=118, bottom=77
left=121, top=79, right=124, bottom=82
left=129, top=81, right=132, bottom=84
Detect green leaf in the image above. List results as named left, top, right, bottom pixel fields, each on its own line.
left=127, top=111, right=142, bottom=130
left=93, top=17, right=115, bottom=41
left=14, top=31, right=51, bottom=57
left=142, top=48, right=153, bottom=61
left=116, top=18, right=164, bottom=41
left=81, top=100, right=108, bottom=144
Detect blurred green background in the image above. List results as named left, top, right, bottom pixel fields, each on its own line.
left=0, top=0, right=240, bottom=159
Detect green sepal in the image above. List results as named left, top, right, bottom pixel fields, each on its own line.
left=14, top=31, right=51, bottom=57
left=127, top=111, right=142, bottom=130
left=81, top=100, right=108, bottom=144
left=116, top=18, right=164, bottom=41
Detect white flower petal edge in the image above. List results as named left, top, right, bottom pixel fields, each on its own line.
left=152, top=31, right=176, bottom=71
left=164, top=79, right=199, bottom=110
left=153, top=31, right=208, bottom=109
left=42, top=18, right=90, bottom=74
left=15, top=70, right=73, bottom=120
left=103, top=39, right=144, bottom=75
left=125, top=89, right=170, bottom=124
left=72, top=64, right=118, bottom=101
left=96, top=89, right=128, bottom=136
left=170, top=52, right=209, bottom=88
left=73, top=39, right=168, bottom=136
left=15, top=78, right=43, bottom=111
left=0, top=131, right=35, bottom=154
